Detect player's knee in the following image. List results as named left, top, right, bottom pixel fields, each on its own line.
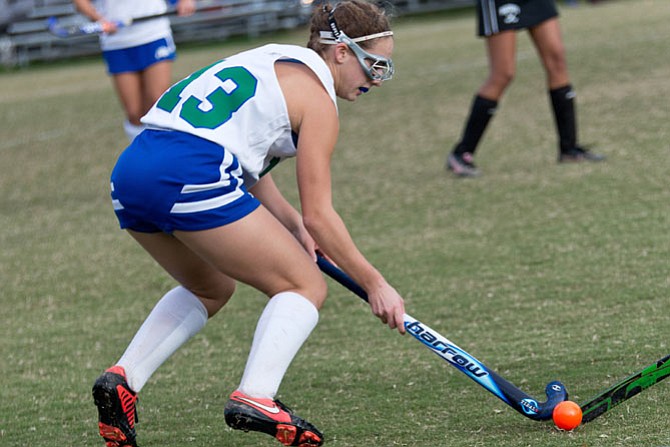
left=485, top=70, right=514, bottom=94
left=544, top=49, right=567, bottom=76
left=548, top=59, right=568, bottom=80
left=495, top=70, right=515, bottom=88
left=295, top=272, right=328, bottom=310
left=190, top=280, right=236, bottom=317
left=125, top=110, right=144, bottom=126
left=311, top=275, right=328, bottom=308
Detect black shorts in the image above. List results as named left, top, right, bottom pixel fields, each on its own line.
left=476, top=0, right=559, bottom=37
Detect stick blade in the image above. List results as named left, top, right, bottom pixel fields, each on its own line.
left=538, top=380, right=568, bottom=419
left=46, top=16, right=69, bottom=38
left=580, top=354, right=670, bottom=423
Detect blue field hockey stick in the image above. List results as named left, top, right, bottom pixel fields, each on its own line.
left=47, top=12, right=172, bottom=37
left=316, top=255, right=567, bottom=421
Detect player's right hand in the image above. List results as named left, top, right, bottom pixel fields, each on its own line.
left=366, top=281, right=405, bottom=334
left=100, top=20, right=117, bottom=34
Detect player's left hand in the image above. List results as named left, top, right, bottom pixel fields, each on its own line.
left=177, top=0, right=197, bottom=16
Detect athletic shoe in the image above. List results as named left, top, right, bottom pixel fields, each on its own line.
left=558, top=146, right=606, bottom=163
left=92, top=366, right=139, bottom=447
left=446, top=151, right=480, bottom=177
left=224, top=390, right=323, bottom=446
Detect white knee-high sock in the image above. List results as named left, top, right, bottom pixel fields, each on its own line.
left=117, top=286, right=208, bottom=392
left=238, top=292, right=319, bottom=399
left=123, top=120, right=146, bottom=142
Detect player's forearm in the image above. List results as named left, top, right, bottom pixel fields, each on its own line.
left=72, top=0, right=103, bottom=21
left=303, top=209, right=384, bottom=293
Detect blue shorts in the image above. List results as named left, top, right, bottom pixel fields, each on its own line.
left=111, top=129, right=261, bottom=233
left=103, top=37, right=176, bottom=74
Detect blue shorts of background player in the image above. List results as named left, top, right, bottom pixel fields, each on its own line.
left=102, top=36, right=176, bottom=74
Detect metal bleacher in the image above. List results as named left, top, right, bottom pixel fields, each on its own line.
left=1, top=0, right=316, bottom=67
left=392, top=0, right=473, bottom=14
left=0, top=0, right=474, bottom=68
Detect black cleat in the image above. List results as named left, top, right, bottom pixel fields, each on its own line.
left=558, top=146, right=605, bottom=163
left=92, top=366, right=139, bottom=447
left=224, top=390, right=323, bottom=446
left=446, top=151, right=480, bottom=177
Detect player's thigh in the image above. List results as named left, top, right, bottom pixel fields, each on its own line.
left=174, top=206, right=327, bottom=307
left=486, top=32, right=517, bottom=79
left=141, top=61, right=173, bottom=109
left=529, top=18, right=565, bottom=58
left=479, top=31, right=517, bottom=98
left=111, top=72, right=144, bottom=123
left=128, top=230, right=236, bottom=315
left=529, top=18, right=569, bottom=84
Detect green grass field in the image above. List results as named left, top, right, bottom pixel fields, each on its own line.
left=1, top=0, right=669, bottom=445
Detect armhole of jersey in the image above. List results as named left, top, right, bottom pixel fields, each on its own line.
left=276, top=58, right=305, bottom=65
left=275, top=49, right=337, bottom=115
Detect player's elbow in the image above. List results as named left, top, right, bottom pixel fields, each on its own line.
left=302, top=210, right=330, bottom=240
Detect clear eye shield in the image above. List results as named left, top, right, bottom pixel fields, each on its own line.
left=319, top=9, right=394, bottom=82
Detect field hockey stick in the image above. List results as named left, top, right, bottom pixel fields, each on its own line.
left=316, top=255, right=567, bottom=421
left=580, top=353, right=670, bottom=423
left=46, top=12, right=173, bottom=37
left=47, top=1, right=229, bottom=38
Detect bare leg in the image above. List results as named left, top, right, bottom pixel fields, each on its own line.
left=479, top=30, right=517, bottom=100
left=531, top=19, right=577, bottom=154
left=447, top=31, right=518, bottom=176
left=140, top=60, right=174, bottom=114
left=111, top=60, right=173, bottom=141
left=111, top=72, right=144, bottom=125
left=528, top=18, right=569, bottom=89
left=117, top=205, right=326, bottom=395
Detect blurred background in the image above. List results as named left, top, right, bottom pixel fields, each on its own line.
left=0, top=0, right=604, bottom=68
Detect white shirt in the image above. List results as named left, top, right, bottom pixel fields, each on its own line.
left=97, top=0, right=172, bottom=51
left=142, top=44, right=338, bottom=187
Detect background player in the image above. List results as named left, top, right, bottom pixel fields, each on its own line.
left=446, top=0, right=604, bottom=177
left=72, top=0, right=196, bottom=142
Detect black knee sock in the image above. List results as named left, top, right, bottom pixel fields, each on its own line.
left=550, top=84, right=577, bottom=153
left=454, top=95, right=497, bottom=155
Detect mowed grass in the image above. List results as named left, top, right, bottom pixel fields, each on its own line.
left=1, top=1, right=669, bottom=446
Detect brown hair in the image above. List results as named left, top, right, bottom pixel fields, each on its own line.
left=307, top=1, right=392, bottom=55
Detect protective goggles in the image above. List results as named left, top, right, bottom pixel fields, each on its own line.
left=319, top=10, right=395, bottom=82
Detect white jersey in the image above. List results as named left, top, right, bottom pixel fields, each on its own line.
left=96, top=0, right=171, bottom=51
left=142, top=44, right=338, bottom=186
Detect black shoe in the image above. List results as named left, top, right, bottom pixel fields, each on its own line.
left=92, top=366, right=139, bottom=447
left=558, top=146, right=605, bottom=163
left=224, top=390, right=323, bottom=446
left=446, top=151, right=480, bottom=177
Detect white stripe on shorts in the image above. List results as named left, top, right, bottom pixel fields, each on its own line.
left=180, top=178, right=233, bottom=194
left=481, top=0, right=499, bottom=36
left=170, top=188, right=245, bottom=214
left=111, top=182, right=125, bottom=210
left=170, top=149, right=245, bottom=214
